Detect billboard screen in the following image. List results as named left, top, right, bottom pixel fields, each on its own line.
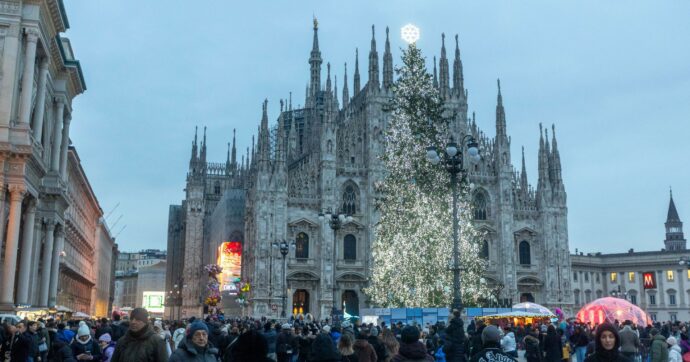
left=218, top=241, right=242, bottom=294
left=142, top=291, right=165, bottom=314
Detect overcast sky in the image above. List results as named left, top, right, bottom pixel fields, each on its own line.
left=64, top=1, right=690, bottom=253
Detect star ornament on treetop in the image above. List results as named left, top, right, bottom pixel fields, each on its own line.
left=401, top=24, right=420, bottom=44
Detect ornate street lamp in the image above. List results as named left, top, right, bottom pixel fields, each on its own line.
left=610, top=285, right=628, bottom=300
left=318, top=209, right=354, bottom=319
left=272, top=240, right=295, bottom=318
left=426, top=135, right=480, bottom=313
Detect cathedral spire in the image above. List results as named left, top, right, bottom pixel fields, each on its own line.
left=433, top=56, right=438, bottom=88
left=537, top=123, right=551, bottom=191
left=200, top=126, right=207, bottom=163
left=259, top=99, right=270, bottom=164
left=309, top=17, right=322, bottom=104
left=550, top=124, right=563, bottom=186
left=191, top=126, right=198, bottom=160
left=231, top=128, right=237, bottom=168
left=334, top=75, right=339, bottom=109
left=326, top=62, right=332, bottom=93
left=665, top=188, right=686, bottom=250
left=453, top=34, right=464, bottom=97
left=354, top=48, right=361, bottom=93
left=496, top=79, right=507, bottom=138
left=439, top=33, right=450, bottom=97
left=368, top=25, right=379, bottom=90
left=383, top=26, right=393, bottom=90
left=342, top=62, right=349, bottom=109
left=276, top=100, right=286, bottom=164
left=520, top=146, right=528, bottom=194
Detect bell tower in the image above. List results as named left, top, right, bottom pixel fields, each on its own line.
left=664, top=189, right=686, bottom=251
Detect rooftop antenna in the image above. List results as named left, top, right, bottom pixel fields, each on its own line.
left=104, top=202, right=120, bottom=222
left=111, top=214, right=124, bottom=229
left=114, top=225, right=127, bottom=239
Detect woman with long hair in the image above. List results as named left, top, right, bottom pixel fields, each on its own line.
left=379, top=329, right=400, bottom=362
left=339, top=333, right=360, bottom=362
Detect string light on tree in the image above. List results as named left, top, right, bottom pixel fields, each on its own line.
left=401, top=24, right=420, bottom=44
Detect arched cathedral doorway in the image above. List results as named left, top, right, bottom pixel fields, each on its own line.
left=342, top=290, right=359, bottom=316
left=293, top=289, right=309, bottom=315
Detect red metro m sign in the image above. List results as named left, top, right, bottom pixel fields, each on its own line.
left=643, top=272, right=657, bottom=289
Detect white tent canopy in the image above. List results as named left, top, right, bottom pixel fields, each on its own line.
left=512, top=302, right=553, bottom=316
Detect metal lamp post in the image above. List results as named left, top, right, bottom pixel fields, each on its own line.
left=611, top=285, right=628, bottom=300
left=272, top=240, right=295, bottom=318
left=318, top=209, right=353, bottom=319
left=426, top=135, right=480, bottom=313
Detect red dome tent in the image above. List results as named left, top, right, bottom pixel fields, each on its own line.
left=576, top=297, right=652, bottom=327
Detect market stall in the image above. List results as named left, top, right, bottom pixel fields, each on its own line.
left=512, top=302, right=553, bottom=315
left=476, top=310, right=555, bottom=327
left=576, top=297, right=652, bottom=327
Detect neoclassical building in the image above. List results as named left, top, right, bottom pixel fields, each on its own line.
left=168, top=21, right=573, bottom=318
left=572, top=193, right=690, bottom=322
left=0, top=0, right=115, bottom=317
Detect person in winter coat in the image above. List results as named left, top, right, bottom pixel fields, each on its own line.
left=110, top=308, right=168, bottom=362
left=501, top=327, right=517, bottom=358
left=98, top=333, right=116, bottom=362
left=583, top=323, right=630, bottom=362
left=353, top=327, right=378, bottom=362
left=443, top=311, right=467, bottom=362
left=224, top=329, right=273, bottom=362
left=543, top=325, right=562, bottom=362
left=469, top=325, right=516, bottom=362
left=71, top=321, right=102, bottom=361
left=263, top=322, right=278, bottom=361
left=276, top=323, right=296, bottom=362
left=368, top=327, right=388, bottom=362
left=56, top=323, right=76, bottom=344
left=51, top=338, right=78, bottom=362
left=392, top=325, right=433, bottom=362
left=95, top=319, right=113, bottom=341
left=649, top=329, right=668, bottom=362
left=618, top=322, right=640, bottom=361
left=168, top=321, right=219, bottom=362
left=25, top=321, right=42, bottom=362
left=468, top=321, right=485, bottom=359
left=524, top=332, right=543, bottom=362
left=309, top=332, right=342, bottom=362
left=172, top=323, right=186, bottom=350
left=668, top=337, right=682, bottom=362
left=1, top=322, right=31, bottom=362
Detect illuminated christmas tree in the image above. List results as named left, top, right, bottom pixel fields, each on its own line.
left=365, top=43, right=488, bottom=307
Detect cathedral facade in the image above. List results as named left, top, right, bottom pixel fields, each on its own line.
left=167, top=21, right=573, bottom=319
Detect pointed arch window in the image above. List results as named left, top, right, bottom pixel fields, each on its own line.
left=519, top=240, right=531, bottom=265
left=344, top=234, right=357, bottom=260
left=480, top=240, right=489, bottom=259
left=214, top=181, right=221, bottom=194
left=295, top=232, right=309, bottom=259
left=342, top=184, right=357, bottom=215
left=473, top=192, right=488, bottom=220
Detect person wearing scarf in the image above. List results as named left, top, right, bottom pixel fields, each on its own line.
left=168, top=321, right=218, bottom=362
left=71, top=321, right=102, bottom=361
left=583, top=323, right=631, bottom=362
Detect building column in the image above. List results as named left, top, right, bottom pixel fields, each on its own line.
left=657, top=270, right=665, bottom=305
left=15, top=198, right=37, bottom=305
left=90, top=222, right=102, bottom=316
left=0, top=185, right=26, bottom=307
left=50, top=99, right=64, bottom=172
left=39, top=220, right=56, bottom=306
left=678, top=269, right=685, bottom=306
left=48, top=226, right=65, bottom=307
left=58, top=115, right=71, bottom=179
left=29, top=219, right=44, bottom=306
left=31, top=58, right=50, bottom=142
left=17, top=28, right=39, bottom=126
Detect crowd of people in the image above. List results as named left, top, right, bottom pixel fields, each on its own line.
left=1, top=307, right=690, bottom=362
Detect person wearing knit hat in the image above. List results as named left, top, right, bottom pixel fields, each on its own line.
left=71, top=321, right=103, bottom=361
left=469, top=325, right=514, bottom=362
left=668, top=337, right=682, bottom=362
left=168, top=321, right=218, bottom=362
left=110, top=307, right=168, bottom=362
left=99, top=333, right=116, bottom=362
left=227, top=329, right=275, bottom=362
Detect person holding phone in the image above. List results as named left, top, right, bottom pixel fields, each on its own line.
left=71, top=322, right=102, bottom=361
